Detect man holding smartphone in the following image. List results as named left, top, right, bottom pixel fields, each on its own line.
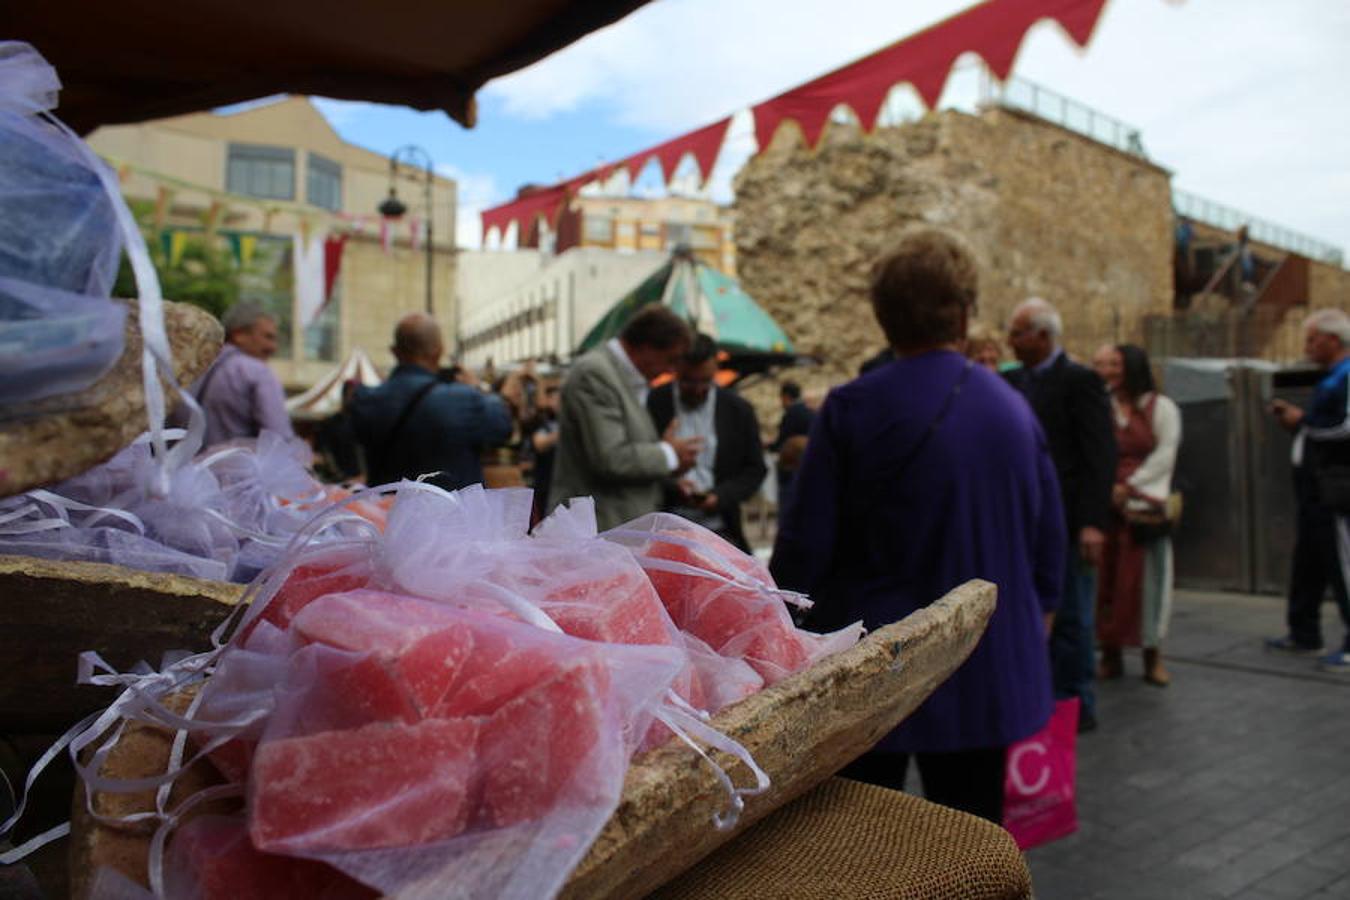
left=1267, top=309, right=1350, bottom=673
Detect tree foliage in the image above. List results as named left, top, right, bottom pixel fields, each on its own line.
left=111, top=201, right=239, bottom=321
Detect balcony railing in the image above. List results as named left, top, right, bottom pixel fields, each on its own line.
left=1173, top=191, right=1343, bottom=267
left=983, top=76, right=1147, bottom=158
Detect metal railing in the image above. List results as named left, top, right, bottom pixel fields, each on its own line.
left=1173, top=191, right=1343, bottom=267
left=982, top=76, right=1147, bottom=159
left=982, top=76, right=1345, bottom=268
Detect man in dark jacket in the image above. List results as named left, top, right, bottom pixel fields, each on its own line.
left=769, top=381, right=814, bottom=524
left=648, top=334, right=767, bottom=552
left=351, top=313, right=512, bottom=491
left=1006, top=297, right=1116, bottom=732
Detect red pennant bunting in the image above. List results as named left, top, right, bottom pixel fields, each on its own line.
left=752, top=0, right=1114, bottom=149
left=481, top=118, right=730, bottom=241
left=632, top=117, right=732, bottom=184
left=480, top=184, right=570, bottom=244
left=1053, top=0, right=1110, bottom=45
left=481, top=0, right=1124, bottom=236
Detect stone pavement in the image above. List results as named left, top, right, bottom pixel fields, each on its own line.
left=1026, top=588, right=1350, bottom=900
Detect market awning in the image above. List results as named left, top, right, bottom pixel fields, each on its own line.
left=285, top=348, right=382, bottom=421
left=578, top=248, right=794, bottom=357
left=10, top=0, right=653, bottom=133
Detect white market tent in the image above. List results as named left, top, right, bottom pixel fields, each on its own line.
left=285, top=348, right=381, bottom=421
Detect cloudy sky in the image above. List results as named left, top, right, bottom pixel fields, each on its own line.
left=314, top=0, right=1349, bottom=258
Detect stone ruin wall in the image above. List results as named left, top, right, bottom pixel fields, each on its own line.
left=733, top=106, right=1175, bottom=418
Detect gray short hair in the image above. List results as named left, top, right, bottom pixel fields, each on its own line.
left=1304, top=308, right=1350, bottom=345
left=1013, top=297, right=1063, bottom=340
left=221, top=301, right=273, bottom=335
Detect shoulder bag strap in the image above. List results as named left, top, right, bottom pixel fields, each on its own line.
left=897, top=360, right=974, bottom=477
left=377, top=379, right=438, bottom=466
left=873, top=360, right=974, bottom=494
left=193, top=354, right=227, bottom=402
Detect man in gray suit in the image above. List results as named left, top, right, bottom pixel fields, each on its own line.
left=550, top=306, right=703, bottom=529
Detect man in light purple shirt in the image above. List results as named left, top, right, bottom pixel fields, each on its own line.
left=192, top=302, right=294, bottom=446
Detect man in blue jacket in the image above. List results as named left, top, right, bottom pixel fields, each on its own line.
left=351, top=313, right=512, bottom=490
left=1267, top=309, right=1350, bottom=673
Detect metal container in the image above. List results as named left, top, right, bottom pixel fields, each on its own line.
left=1165, top=360, right=1253, bottom=592
left=1164, top=359, right=1317, bottom=595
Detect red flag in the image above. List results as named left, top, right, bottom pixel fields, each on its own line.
left=323, top=234, right=347, bottom=302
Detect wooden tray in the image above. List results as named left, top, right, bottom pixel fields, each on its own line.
left=62, top=578, right=995, bottom=898
left=0, top=556, right=241, bottom=734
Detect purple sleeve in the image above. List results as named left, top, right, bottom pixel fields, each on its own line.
left=252, top=367, right=294, bottom=438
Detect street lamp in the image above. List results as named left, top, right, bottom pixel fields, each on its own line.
left=378, top=145, right=434, bottom=315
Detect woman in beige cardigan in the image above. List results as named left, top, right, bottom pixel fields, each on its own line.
left=1092, top=344, right=1182, bottom=686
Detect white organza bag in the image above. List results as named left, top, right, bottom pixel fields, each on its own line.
left=0, top=42, right=127, bottom=407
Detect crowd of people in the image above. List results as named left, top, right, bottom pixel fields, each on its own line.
left=184, top=235, right=1350, bottom=826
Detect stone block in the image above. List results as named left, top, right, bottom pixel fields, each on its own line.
left=0, top=301, right=222, bottom=499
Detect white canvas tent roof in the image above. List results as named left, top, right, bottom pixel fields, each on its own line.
left=285, top=348, right=381, bottom=421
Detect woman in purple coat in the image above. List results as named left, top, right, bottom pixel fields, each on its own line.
left=769, top=229, right=1066, bottom=822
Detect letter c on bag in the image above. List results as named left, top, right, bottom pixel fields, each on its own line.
left=1009, top=741, right=1051, bottom=796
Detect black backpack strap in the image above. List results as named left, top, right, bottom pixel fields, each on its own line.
left=377, top=379, right=438, bottom=468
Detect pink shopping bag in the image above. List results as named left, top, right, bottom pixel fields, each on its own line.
left=1003, top=698, right=1079, bottom=850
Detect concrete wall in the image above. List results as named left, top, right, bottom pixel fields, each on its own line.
left=733, top=107, right=1175, bottom=389
left=458, top=248, right=667, bottom=367
left=268, top=235, right=458, bottom=385
left=458, top=251, right=552, bottom=320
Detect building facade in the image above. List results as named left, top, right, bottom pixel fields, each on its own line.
left=87, top=96, right=458, bottom=389
left=457, top=247, right=667, bottom=368
left=506, top=192, right=736, bottom=276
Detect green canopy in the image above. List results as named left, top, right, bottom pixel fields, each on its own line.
left=577, top=249, right=794, bottom=356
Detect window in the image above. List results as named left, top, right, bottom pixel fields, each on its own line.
left=306, top=153, right=342, bottom=211
left=583, top=215, right=614, bottom=244
left=304, top=281, right=340, bottom=362
left=226, top=144, right=295, bottom=200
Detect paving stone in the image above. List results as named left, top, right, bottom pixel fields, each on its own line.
left=1026, top=590, right=1350, bottom=900
left=1313, top=873, right=1350, bottom=897
left=1249, top=862, right=1345, bottom=899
